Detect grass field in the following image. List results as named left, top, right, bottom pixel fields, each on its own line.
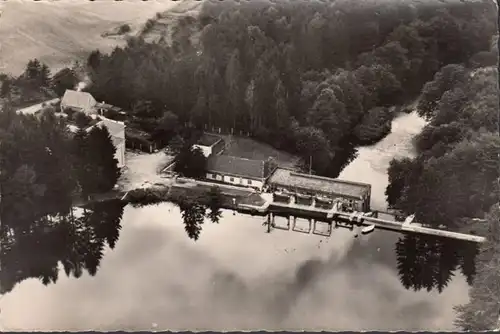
left=215, top=134, right=301, bottom=170
left=0, top=0, right=186, bottom=75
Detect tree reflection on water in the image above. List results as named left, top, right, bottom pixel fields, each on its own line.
left=0, top=201, right=479, bottom=296
left=0, top=199, right=126, bottom=294
left=395, top=234, right=479, bottom=293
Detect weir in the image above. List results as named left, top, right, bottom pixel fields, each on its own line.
left=241, top=196, right=487, bottom=244
left=73, top=181, right=486, bottom=244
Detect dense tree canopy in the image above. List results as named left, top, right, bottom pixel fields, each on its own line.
left=174, top=146, right=208, bottom=179
left=386, top=64, right=498, bottom=229
left=378, top=9, right=498, bottom=328
left=85, top=0, right=496, bottom=177
left=0, top=104, right=121, bottom=234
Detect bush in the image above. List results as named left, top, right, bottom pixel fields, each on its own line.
left=131, top=117, right=160, bottom=134
left=126, top=187, right=169, bottom=207
left=73, top=111, right=92, bottom=128
left=125, top=130, right=154, bottom=152
left=141, top=19, right=156, bottom=34
left=118, top=24, right=132, bottom=35
left=354, top=107, right=393, bottom=145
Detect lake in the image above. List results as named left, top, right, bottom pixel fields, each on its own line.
left=0, top=111, right=474, bottom=331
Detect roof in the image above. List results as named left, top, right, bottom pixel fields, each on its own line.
left=197, top=133, right=222, bottom=147
left=66, top=117, right=101, bottom=133
left=61, top=90, right=97, bottom=111
left=268, top=168, right=371, bottom=200
left=99, top=117, right=125, bottom=137
left=67, top=116, right=124, bottom=139
left=16, top=98, right=60, bottom=115
left=96, top=102, right=114, bottom=109
left=126, top=127, right=150, bottom=138
left=206, top=155, right=267, bottom=180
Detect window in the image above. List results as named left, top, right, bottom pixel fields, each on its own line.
left=247, top=179, right=252, bottom=185
left=230, top=177, right=235, bottom=182
left=207, top=173, right=213, bottom=179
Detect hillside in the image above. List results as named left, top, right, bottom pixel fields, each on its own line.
left=138, top=0, right=202, bottom=45
left=0, top=0, right=183, bottom=75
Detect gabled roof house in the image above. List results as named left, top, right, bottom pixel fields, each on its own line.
left=61, top=89, right=97, bottom=115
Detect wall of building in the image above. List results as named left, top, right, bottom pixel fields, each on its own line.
left=193, top=144, right=213, bottom=158
left=115, top=142, right=126, bottom=169
left=206, top=172, right=264, bottom=190
left=270, top=184, right=368, bottom=211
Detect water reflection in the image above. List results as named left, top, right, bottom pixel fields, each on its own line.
left=1, top=199, right=478, bottom=297
left=0, top=203, right=473, bottom=331
left=395, top=234, right=478, bottom=293
left=0, top=199, right=126, bottom=294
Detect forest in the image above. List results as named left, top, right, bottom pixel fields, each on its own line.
left=83, top=0, right=496, bottom=177
left=380, top=6, right=499, bottom=332
left=0, top=105, right=121, bottom=230
left=0, top=0, right=498, bottom=328
left=387, top=61, right=500, bottom=330
left=0, top=60, right=122, bottom=294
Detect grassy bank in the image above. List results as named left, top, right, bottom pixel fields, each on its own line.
left=125, top=184, right=265, bottom=211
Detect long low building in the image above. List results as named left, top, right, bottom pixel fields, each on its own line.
left=205, top=155, right=276, bottom=191
left=267, top=167, right=372, bottom=212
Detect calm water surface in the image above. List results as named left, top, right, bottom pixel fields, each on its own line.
left=0, top=111, right=472, bottom=331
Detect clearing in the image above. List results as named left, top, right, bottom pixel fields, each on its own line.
left=118, top=150, right=174, bottom=192
left=216, top=134, right=301, bottom=170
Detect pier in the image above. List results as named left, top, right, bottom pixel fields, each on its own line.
left=73, top=175, right=487, bottom=244
left=239, top=194, right=487, bottom=244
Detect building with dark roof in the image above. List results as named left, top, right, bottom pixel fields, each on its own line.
left=205, top=155, right=276, bottom=190
left=267, top=167, right=372, bottom=211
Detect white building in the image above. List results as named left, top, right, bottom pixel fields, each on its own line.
left=18, top=93, right=127, bottom=169
left=205, top=155, right=275, bottom=191
left=192, top=133, right=225, bottom=158
left=61, top=89, right=97, bottom=115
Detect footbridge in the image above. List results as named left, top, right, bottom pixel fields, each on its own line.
left=239, top=192, right=486, bottom=244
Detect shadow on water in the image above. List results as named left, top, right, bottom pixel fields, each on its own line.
left=0, top=199, right=127, bottom=295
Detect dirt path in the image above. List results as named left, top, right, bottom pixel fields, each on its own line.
left=118, top=151, right=174, bottom=192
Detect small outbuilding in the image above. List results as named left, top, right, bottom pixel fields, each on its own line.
left=192, top=133, right=225, bottom=158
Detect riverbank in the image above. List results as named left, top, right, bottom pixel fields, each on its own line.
left=125, top=179, right=266, bottom=213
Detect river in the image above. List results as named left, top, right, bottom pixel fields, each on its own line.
left=0, top=111, right=472, bottom=331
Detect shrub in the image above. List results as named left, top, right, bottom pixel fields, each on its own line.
left=126, top=187, right=169, bottom=207
left=354, top=107, right=393, bottom=145
left=141, top=19, right=156, bottom=34
left=125, top=130, right=154, bottom=152
left=117, top=24, right=132, bottom=35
